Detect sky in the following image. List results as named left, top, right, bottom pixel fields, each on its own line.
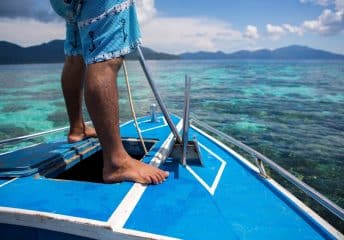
left=0, top=0, right=343, bottom=54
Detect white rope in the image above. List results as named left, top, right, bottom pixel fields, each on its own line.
left=122, top=60, right=148, bottom=155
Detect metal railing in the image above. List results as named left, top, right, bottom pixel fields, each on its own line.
left=190, top=115, right=344, bottom=222
left=0, top=121, right=92, bottom=145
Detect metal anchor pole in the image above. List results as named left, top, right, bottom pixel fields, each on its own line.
left=136, top=46, right=182, bottom=143
left=181, top=75, right=191, bottom=166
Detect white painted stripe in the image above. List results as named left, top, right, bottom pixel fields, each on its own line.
left=198, top=143, right=227, bottom=194
left=108, top=120, right=183, bottom=229
left=191, top=124, right=344, bottom=239
left=0, top=177, right=18, bottom=188
left=185, top=142, right=226, bottom=196
left=192, top=125, right=260, bottom=174
left=109, top=183, right=146, bottom=228
left=210, top=159, right=226, bottom=195
left=137, top=116, right=168, bottom=133
left=122, top=116, right=167, bottom=134
left=138, top=116, right=166, bottom=125
left=120, top=119, right=134, bottom=128
left=185, top=165, right=212, bottom=193
left=140, top=124, right=167, bottom=133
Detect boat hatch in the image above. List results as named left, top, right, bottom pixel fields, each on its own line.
left=0, top=141, right=74, bottom=178
left=52, top=139, right=156, bottom=183
left=0, top=138, right=156, bottom=179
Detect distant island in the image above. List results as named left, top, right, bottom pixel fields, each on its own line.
left=179, top=45, right=344, bottom=60
left=0, top=40, right=343, bottom=64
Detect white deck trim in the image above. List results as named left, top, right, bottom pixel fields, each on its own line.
left=0, top=206, right=178, bottom=240
left=108, top=119, right=183, bottom=230
left=119, top=228, right=181, bottom=240
left=0, top=206, right=110, bottom=240
left=191, top=124, right=344, bottom=239
left=0, top=142, right=42, bottom=156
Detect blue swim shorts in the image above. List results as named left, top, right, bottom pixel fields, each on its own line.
left=50, top=0, right=142, bottom=64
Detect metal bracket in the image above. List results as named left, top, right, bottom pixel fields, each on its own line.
left=181, top=76, right=191, bottom=166
left=170, top=76, right=203, bottom=167
left=170, top=137, right=203, bottom=167
left=252, top=154, right=268, bottom=178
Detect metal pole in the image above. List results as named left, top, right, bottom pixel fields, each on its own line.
left=136, top=46, right=182, bottom=143
left=181, top=75, right=191, bottom=166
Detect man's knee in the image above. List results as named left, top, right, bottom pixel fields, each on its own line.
left=105, top=57, right=123, bottom=72
left=87, top=57, right=123, bottom=75
left=65, top=55, right=85, bottom=68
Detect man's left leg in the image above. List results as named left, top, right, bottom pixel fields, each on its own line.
left=61, top=55, right=97, bottom=143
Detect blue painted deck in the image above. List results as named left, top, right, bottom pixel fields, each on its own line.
left=0, top=177, right=132, bottom=221
left=0, top=115, right=338, bottom=239
left=125, top=128, right=333, bottom=239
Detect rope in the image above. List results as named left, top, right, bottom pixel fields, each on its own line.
left=122, top=60, right=148, bottom=154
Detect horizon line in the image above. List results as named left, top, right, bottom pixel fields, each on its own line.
left=1, top=39, right=344, bottom=56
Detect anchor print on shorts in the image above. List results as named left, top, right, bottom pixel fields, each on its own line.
left=89, top=31, right=96, bottom=52
left=121, top=19, right=128, bottom=42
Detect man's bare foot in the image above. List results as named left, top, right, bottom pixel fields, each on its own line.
left=68, top=124, right=97, bottom=143
left=103, top=156, right=169, bottom=185
left=84, top=126, right=97, bottom=138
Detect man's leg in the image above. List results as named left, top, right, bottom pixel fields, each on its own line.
left=84, top=58, right=168, bottom=185
left=61, top=56, right=97, bottom=142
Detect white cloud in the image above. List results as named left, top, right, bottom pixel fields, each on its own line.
left=266, top=23, right=303, bottom=40
left=300, top=0, right=332, bottom=6
left=0, top=0, right=246, bottom=53
left=135, top=0, right=247, bottom=53
left=300, top=0, right=344, bottom=10
left=300, top=0, right=344, bottom=35
left=140, top=17, right=244, bottom=53
left=0, top=18, right=64, bottom=47
left=135, top=0, right=157, bottom=25
left=335, top=0, right=344, bottom=10
left=283, top=24, right=303, bottom=35
left=243, top=25, right=259, bottom=40
left=266, top=24, right=286, bottom=40
left=303, top=8, right=344, bottom=35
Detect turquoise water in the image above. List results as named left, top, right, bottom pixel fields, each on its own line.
left=0, top=60, right=343, bottom=220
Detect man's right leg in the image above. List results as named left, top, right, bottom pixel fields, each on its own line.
left=84, top=58, right=169, bottom=185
